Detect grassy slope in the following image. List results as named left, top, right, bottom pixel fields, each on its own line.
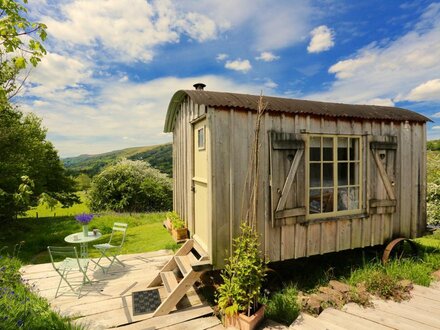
left=3, top=210, right=177, bottom=264
left=63, top=143, right=172, bottom=177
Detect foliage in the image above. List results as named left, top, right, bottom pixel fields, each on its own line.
left=0, top=0, right=47, bottom=103
left=75, top=174, right=92, bottom=191
left=217, top=222, right=267, bottom=317
left=1, top=211, right=176, bottom=264
left=88, top=159, right=172, bottom=213
left=427, top=140, right=440, bottom=151
left=166, top=211, right=185, bottom=229
left=427, top=151, right=440, bottom=225
left=0, top=107, right=79, bottom=222
left=63, top=143, right=172, bottom=178
left=0, top=253, right=83, bottom=329
left=261, top=285, right=300, bottom=325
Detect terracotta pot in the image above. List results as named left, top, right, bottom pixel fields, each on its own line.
left=223, top=305, right=265, bottom=330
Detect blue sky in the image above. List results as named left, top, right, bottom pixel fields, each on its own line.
left=16, top=0, right=440, bottom=157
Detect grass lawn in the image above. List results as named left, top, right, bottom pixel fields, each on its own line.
left=23, top=191, right=89, bottom=218
left=1, top=211, right=178, bottom=264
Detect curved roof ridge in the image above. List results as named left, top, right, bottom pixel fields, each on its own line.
left=164, top=90, right=430, bottom=132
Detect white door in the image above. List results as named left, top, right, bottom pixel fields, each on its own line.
left=193, top=120, right=209, bottom=252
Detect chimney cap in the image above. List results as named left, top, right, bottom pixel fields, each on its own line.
left=193, top=83, right=206, bottom=90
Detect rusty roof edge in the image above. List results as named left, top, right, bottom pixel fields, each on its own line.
left=183, top=90, right=431, bottom=123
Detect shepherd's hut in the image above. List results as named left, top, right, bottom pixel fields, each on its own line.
left=164, top=83, right=430, bottom=269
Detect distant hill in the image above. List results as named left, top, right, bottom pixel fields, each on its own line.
left=63, top=143, right=172, bottom=177
left=428, top=140, right=440, bottom=151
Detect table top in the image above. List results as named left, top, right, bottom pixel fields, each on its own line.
left=65, top=231, right=102, bottom=244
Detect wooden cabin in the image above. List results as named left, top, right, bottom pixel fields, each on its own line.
left=164, top=84, right=430, bottom=269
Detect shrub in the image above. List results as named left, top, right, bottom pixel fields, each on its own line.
left=262, top=285, right=300, bottom=325
left=0, top=253, right=83, bottom=329
left=166, top=211, right=185, bottom=229
left=88, top=159, right=172, bottom=213
left=216, top=222, right=267, bottom=317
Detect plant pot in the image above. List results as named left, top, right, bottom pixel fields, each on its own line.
left=171, top=227, right=188, bottom=242
left=223, top=305, right=265, bottom=330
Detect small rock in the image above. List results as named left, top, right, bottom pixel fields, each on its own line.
left=306, top=295, right=323, bottom=314
left=329, top=280, right=351, bottom=293
left=398, top=279, right=413, bottom=291
left=432, top=270, right=440, bottom=281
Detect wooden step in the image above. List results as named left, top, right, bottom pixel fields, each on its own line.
left=192, top=240, right=209, bottom=261
left=160, top=271, right=178, bottom=295
left=175, top=255, right=192, bottom=276
left=318, top=308, right=392, bottom=330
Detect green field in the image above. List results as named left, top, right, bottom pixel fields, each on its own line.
left=3, top=196, right=178, bottom=264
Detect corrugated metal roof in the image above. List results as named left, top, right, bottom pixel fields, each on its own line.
left=164, top=90, right=430, bottom=132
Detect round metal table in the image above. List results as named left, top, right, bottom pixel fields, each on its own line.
left=64, top=231, right=102, bottom=257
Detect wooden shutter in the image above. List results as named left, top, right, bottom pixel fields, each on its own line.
left=369, top=136, right=397, bottom=214
left=269, top=132, right=306, bottom=227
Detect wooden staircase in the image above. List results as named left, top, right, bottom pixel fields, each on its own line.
left=146, top=239, right=212, bottom=317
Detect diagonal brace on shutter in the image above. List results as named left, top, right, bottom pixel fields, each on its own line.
left=275, top=148, right=304, bottom=212
left=371, top=149, right=396, bottom=200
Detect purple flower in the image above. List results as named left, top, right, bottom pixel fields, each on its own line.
left=74, top=213, right=94, bottom=225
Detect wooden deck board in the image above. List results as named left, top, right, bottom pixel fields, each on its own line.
left=20, top=250, right=211, bottom=329
left=292, top=276, right=440, bottom=329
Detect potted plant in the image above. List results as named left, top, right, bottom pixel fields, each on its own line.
left=165, top=211, right=188, bottom=242
left=216, top=222, right=267, bottom=330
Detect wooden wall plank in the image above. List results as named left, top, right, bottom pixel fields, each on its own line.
left=400, top=122, right=412, bottom=237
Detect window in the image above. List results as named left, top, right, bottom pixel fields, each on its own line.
left=308, top=135, right=361, bottom=218
left=197, top=126, right=205, bottom=150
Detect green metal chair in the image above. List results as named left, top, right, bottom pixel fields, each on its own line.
left=47, top=246, right=92, bottom=298
left=93, top=222, right=128, bottom=273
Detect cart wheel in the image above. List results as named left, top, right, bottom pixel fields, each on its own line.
left=382, top=238, right=418, bottom=264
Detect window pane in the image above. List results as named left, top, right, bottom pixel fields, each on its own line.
left=338, top=188, right=348, bottom=211
left=310, top=137, right=321, bottom=161
left=322, top=188, right=334, bottom=213
left=323, top=163, right=333, bottom=187
left=310, top=163, right=321, bottom=188
left=309, top=189, right=321, bottom=213
left=348, top=187, right=359, bottom=209
left=323, top=137, right=333, bottom=161
left=338, top=163, right=348, bottom=186
left=349, top=138, right=359, bottom=160
left=349, top=162, right=359, bottom=185
left=338, top=138, right=348, bottom=160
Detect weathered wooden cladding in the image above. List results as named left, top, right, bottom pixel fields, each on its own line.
left=167, top=90, right=427, bottom=269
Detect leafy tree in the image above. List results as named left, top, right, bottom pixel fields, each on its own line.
left=0, top=1, right=77, bottom=221
left=0, top=106, right=79, bottom=220
left=75, top=173, right=92, bottom=191
left=88, top=159, right=172, bottom=213
left=1, top=0, right=47, bottom=103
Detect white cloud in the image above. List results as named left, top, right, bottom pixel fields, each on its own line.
left=39, top=0, right=219, bottom=63
left=179, top=0, right=314, bottom=50
left=225, top=59, right=252, bottom=73
left=306, top=3, right=440, bottom=105
left=307, top=25, right=335, bottom=53
left=216, top=53, right=229, bottom=61
left=255, top=52, right=280, bottom=62
left=264, top=79, right=278, bottom=89
left=431, top=125, right=440, bottom=129
left=403, top=79, right=440, bottom=102
left=21, top=75, right=271, bottom=157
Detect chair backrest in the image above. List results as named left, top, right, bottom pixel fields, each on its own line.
left=47, top=246, right=79, bottom=267
left=108, top=222, right=128, bottom=247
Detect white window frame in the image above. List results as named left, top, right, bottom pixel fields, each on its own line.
left=306, top=134, right=363, bottom=220
left=197, top=126, right=206, bottom=150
